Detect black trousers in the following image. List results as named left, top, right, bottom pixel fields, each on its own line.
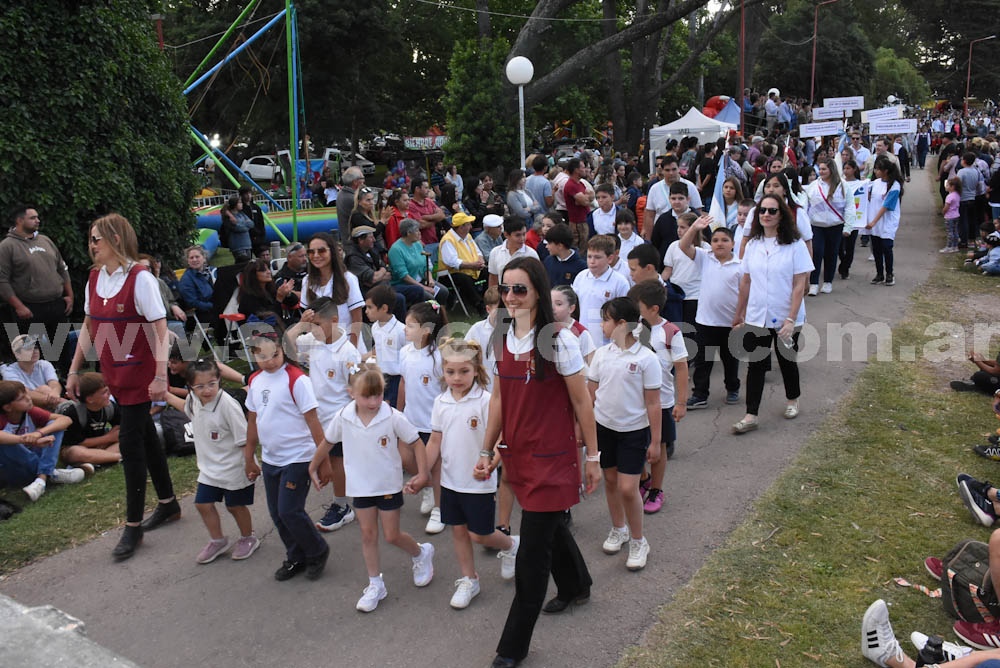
left=496, top=509, right=592, bottom=661
left=441, top=270, right=484, bottom=310
left=838, top=230, right=858, bottom=278
left=120, top=402, right=175, bottom=523
left=692, top=324, right=740, bottom=399
left=742, top=327, right=800, bottom=416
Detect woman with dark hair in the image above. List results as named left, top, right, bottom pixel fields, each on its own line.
left=805, top=158, right=847, bottom=295
left=477, top=256, right=599, bottom=668
left=238, top=258, right=291, bottom=324
left=865, top=156, right=905, bottom=286
left=382, top=188, right=410, bottom=249
left=300, top=232, right=364, bottom=346
left=739, top=173, right=813, bottom=258
left=220, top=194, right=255, bottom=263
left=721, top=176, right=744, bottom=230
left=731, top=195, right=813, bottom=434
left=506, top=168, right=542, bottom=228
left=66, top=213, right=177, bottom=561
left=349, top=187, right=385, bottom=254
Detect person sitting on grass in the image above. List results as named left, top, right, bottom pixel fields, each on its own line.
left=951, top=346, right=1000, bottom=396
left=979, top=232, right=1000, bottom=276
left=0, top=380, right=82, bottom=502
left=1, top=334, right=71, bottom=412
left=57, top=372, right=122, bottom=468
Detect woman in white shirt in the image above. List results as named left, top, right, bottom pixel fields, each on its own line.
left=731, top=195, right=814, bottom=434
left=300, top=232, right=364, bottom=347
left=805, top=159, right=847, bottom=295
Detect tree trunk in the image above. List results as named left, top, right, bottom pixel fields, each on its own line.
left=475, top=0, right=491, bottom=39
left=602, top=0, right=627, bottom=152
left=688, top=12, right=704, bottom=107
left=742, top=6, right=767, bottom=90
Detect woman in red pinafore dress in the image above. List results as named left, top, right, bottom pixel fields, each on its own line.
left=66, top=214, right=177, bottom=561
left=475, top=256, right=601, bottom=668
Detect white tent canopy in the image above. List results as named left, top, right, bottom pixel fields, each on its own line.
left=648, top=107, right=737, bottom=156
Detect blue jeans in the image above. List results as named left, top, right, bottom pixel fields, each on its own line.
left=0, top=431, right=63, bottom=488
left=261, top=461, right=328, bottom=563
left=982, top=262, right=1000, bottom=276
left=810, top=224, right=844, bottom=284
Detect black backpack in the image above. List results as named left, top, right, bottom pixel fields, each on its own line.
left=941, top=539, right=1000, bottom=623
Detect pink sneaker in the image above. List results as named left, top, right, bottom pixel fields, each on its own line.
left=953, top=619, right=1000, bottom=650
left=924, top=556, right=943, bottom=581
left=643, top=489, right=664, bottom=514
left=231, top=534, right=261, bottom=560
left=196, top=537, right=229, bottom=564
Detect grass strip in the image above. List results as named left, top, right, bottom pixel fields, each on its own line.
left=621, top=263, right=1000, bottom=667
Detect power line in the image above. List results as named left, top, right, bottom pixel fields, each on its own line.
left=404, top=0, right=619, bottom=23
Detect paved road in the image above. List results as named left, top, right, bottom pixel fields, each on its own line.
left=0, top=174, right=941, bottom=667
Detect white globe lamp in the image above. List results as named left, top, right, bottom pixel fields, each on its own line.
left=506, top=57, right=534, bottom=171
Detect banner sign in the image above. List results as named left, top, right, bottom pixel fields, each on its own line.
left=404, top=136, right=449, bottom=150
left=870, top=118, right=917, bottom=134
left=824, top=96, right=865, bottom=111
left=811, top=106, right=846, bottom=120
left=799, top=121, right=844, bottom=137
left=862, top=107, right=903, bottom=123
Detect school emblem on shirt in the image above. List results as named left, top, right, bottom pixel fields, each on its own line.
left=604, top=290, right=611, bottom=298
left=421, top=375, right=430, bottom=386
left=468, top=416, right=479, bottom=430
left=116, top=303, right=124, bottom=313
left=378, top=435, right=389, bottom=448
left=564, top=273, right=572, bottom=280
left=210, top=430, right=219, bottom=440
left=627, top=362, right=639, bottom=373
left=386, top=338, right=393, bottom=347
left=326, top=368, right=336, bottom=379
left=260, top=389, right=270, bottom=406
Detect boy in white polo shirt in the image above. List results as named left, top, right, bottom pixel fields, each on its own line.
left=364, top=284, right=405, bottom=407
left=678, top=214, right=743, bottom=410
left=572, top=235, right=631, bottom=345
left=287, top=296, right=362, bottom=533
left=588, top=297, right=662, bottom=571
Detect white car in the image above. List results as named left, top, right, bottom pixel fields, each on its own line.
left=324, top=149, right=376, bottom=176
left=240, top=155, right=281, bottom=182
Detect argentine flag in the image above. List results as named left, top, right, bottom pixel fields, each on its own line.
left=707, top=154, right=730, bottom=231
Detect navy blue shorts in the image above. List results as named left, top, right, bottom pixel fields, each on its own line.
left=384, top=374, right=401, bottom=408
left=330, top=442, right=343, bottom=457
left=195, top=482, right=255, bottom=507
left=353, top=491, right=404, bottom=511
left=662, top=407, right=676, bottom=446
left=418, top=432, right=430, bottom=445
left=597, top=423, right=650, bottom=475
left=440, top=486, right=497, bottom=535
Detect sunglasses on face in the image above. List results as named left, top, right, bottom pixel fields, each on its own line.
left=759, top=207, right=780, bottom=215
left=90, top=236, right=103, bottom=245
left=499, top=283, right=529, bottom=296
left=307, top=247, right=329, bottom=255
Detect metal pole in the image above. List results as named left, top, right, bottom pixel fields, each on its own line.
left=810, top=4, right=819, bottom=105
left=183, top=9, right=286, bottom=96
left=738, top=0, right=745, bottom=135
left=285, top=0, right=299, bottom=241
left=183, top=0, right=262, bottom=88
left=964, top=36, right=995, bottom=117
left=518, top=84, right=526, bottom=171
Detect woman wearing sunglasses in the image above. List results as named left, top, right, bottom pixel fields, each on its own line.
left=731, top=195, right=813, bottom=434
left=475, top=256, right=600, bottom=668
left=66, top=214, right=178, bottom=561
left=300, top=232, right=364, bottom=348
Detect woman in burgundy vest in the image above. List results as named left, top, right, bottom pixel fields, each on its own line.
left=475, top=256, right=601, bottom=668
left=67, top=214, right=177, bottom=561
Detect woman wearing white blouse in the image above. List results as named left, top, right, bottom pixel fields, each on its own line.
left=805, top=159, right=847, bottom=295
left=731, top=195, right=814, bottom=434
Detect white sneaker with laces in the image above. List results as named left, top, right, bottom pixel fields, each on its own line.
left=808, top=284, right=819, bottom=296
left=821, top=282, right=833, bottom=294
left=602, top=526, right=630, bottom=554
left=412, top=542, right=435, bottom=587
left=356, top=577, right=388, bottom=612
left=49, top=467, right=85, bottom=484
left=498, top=535, right=520, bottom=580
left=910, top=631, right=973, bottom=661
left=626, top=537, right=650, bottom=570
left=419, top=487, right=434, bottom=515
left=425, top=507, right=445, bottom=534
left=861, top=599, right=904, bottom=667
left=449, top=576, right=480, bottom=609
left=22, top=478, right=46, bottom=502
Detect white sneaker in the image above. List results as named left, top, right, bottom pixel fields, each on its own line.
left=602, top=526, right=630, bottom=554
left=808, top=284, right=819, bottom=296
left=49, top=467, right=85, bottom=484
left=412, top=542, right=435, bottom=587
left=861, top=599, right=904, bottom=667
left=626, top=537, right=650, bottom=571
left=940, top=246, right=953, bottom=253
left=910, top=631, right=973, bottom=661
left=498, top=535, right=520, bottom=580
left=356, top=577, right=388, bottom=612
left=22, top=478, right=46, bottom=502
left=867, top=254, right=875, bottom=261
left=425, top=507, right=445, bottom=534
left=449, top=576, right=480, bottom=609
left=821, top=282, right=833, bottom=294
left=419, top=487, right=434, bottom=515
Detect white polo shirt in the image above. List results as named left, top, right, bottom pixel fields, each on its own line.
left=693, top=249, right=743, bottom=327
left=742, top=237, right=813, bottom=328
left=664, top=239, right=708, bottom=300
left=399, top=344, right=442, bottom=432
left=646, top=319, right=688, bottom=408
left=488, top=242, right=539, bottom=279
left=324, top=401, right=420, bottom=497
left=591, top=207, right=617, bottom=235
left=465, top=316, right=496, bottom=392
left=645, top=178, right=704, bottom=222
left=502, top=327, right=584, bottom=377
left=572, top=267, right=631, bottom=345
left=618, top=233, right=645, bottom=259
left=611, top=256, right=633, bottom=286
left=431, top=386, right=496, bottom=493
left=370, top=316, right=404, bottom=376
left=184, top=390, right=250, bottom=490
left=295, top=332, right=361, bottom=423
left=299, top=272, right=365, bottom=324
left=84, top=263, right=166, bottom=320
left=245, top=364, right=319, bottom=466
left=588, top=340, right=662, bottom=431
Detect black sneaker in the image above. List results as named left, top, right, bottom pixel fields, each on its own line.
left=950, top=381, right=979, bottom=392
left=686, top=396, right=708, bottom=410
left=305, top=547, right=330, bottom=581
left=496, top=524, right=511, bottom=536
left=957, top=473, right=999, bottom=527
left=316, top=503, right=355, bottom=532
left=871, top=275, right=885, bottom=285
left=274, top=560, right=306, bottom=581
left=112, top=525, right=143, bottom=562
left=140, top=499, right=181, bottom=531
left=989, top=434, right=999, bottom=445
left=885, top=274, right=895, bottom=286
left=974, top=445, right=1000, bottom=462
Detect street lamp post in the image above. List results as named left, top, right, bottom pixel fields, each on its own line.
left=505, top=56, right=534, bottom=171
left=810, top=0, right=841, bottom=105
left=965, top=35, right=997, bottom=118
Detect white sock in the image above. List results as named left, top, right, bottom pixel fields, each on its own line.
left=614, top=525, right=627, bottom=532
left=34, top=477, right=46, bottom=487
left=369, top=574, right=383, bottom=586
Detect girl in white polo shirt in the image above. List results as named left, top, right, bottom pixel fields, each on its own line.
left=310, top=365, right=433, bottom=613
left=286, top=296, right=362, bottom=534
left=422, top=338, right=520, bottom=610
left=588, top=297, right=662, bottom=572
left=398, top=300, right=447, bottom=534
